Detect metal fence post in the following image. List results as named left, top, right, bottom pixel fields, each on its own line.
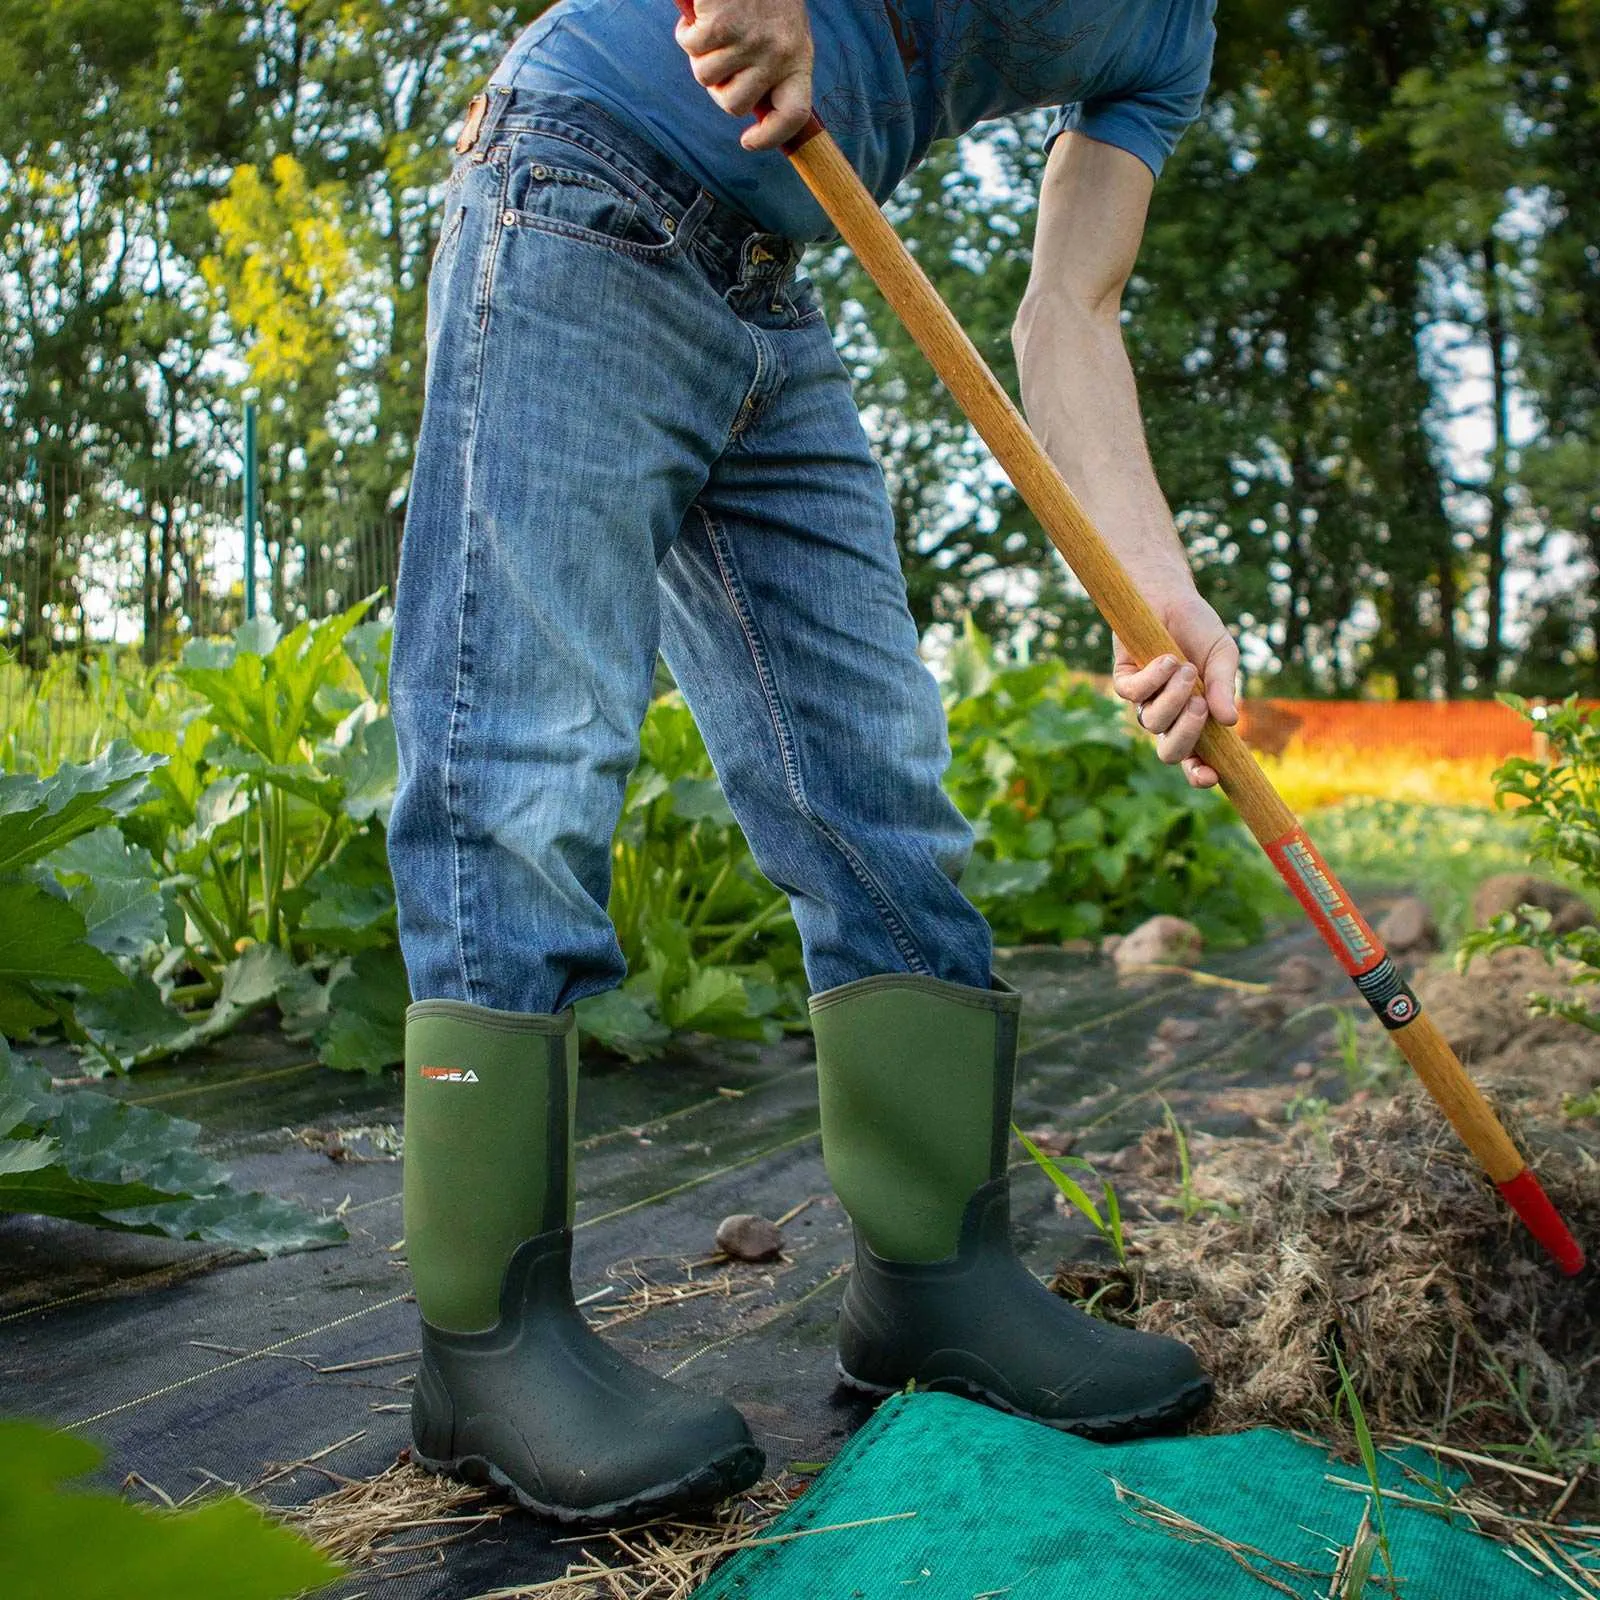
left=243, top=401, right=259, bottom=621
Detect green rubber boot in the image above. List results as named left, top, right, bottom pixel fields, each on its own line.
left=404, top=1001, right=763, bottom=1522
left=812, top=974, right=1212, bottom=1440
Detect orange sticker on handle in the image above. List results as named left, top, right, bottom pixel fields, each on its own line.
left=1265, top=828, right=1385, bottom=976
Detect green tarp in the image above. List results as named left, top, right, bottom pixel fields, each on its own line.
left=696, top=1392, right=1563, bottom=1599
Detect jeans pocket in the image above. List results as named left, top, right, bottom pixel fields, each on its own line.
left=499, top=130, right=678, bottom=259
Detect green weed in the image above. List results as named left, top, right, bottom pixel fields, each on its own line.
left=1333, top=1346, right=1400, bottom=1594
left=1015, top=1125, right=1127, bottom=1267
left=1158, top=1097, right=1206, bottom=1222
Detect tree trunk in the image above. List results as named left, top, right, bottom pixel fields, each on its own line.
left=1480, top=231, right=1512, bottom=690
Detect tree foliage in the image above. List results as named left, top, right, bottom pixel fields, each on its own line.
left=0, top=0, right=1593, bottom=692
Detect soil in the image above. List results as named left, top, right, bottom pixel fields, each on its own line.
left=1052, top=942, right=1600, bottom=1507
left=1412, top=945, right=1599, bottom=1112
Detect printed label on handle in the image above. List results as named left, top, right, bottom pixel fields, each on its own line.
left=1265, top=828, right=1423, bottom=1030
left=1265, top=828, right=1382, bottom=974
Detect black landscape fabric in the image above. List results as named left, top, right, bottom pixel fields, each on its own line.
left=3, top=929, right=1357, bottom=1599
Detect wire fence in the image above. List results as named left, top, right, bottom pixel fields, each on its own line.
left=0, top=462, right=400, bottom=766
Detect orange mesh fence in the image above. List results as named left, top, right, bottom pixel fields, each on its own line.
left=1237, top=699, right=1588, bottom=761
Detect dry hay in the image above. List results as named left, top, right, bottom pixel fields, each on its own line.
left=275, top=1456, right=505, bottom=1576
left=1053, top=1088, right=1600, bottom=1507
left=461, top=1478, right=908, bottom=1600
left=278, top=1460, right=885, bottom=1598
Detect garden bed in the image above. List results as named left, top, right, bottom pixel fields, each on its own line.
left=3, top=914, right=1370, bottom=1599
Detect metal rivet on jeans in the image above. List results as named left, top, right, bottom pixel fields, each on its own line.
left=502, top=210, right=516, bottom=225
left=531, top=165, right=547, bottom=180
left=662, top=215, right=676, bottom=233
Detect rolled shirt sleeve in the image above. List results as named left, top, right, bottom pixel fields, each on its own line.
left=1045, top=2, right=1217, bottom=178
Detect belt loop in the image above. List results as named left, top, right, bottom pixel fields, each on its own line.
left=675, top=189, right=715, bottom=253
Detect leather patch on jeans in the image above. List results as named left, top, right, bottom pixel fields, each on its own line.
left=455, top=93, right=489, bottom=155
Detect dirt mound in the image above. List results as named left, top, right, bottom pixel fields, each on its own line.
left=1413, top=947, right=1599, bottom=1109
left=1054, top=1090, right=1600, bottom=1485
left=1471, top=872, right=1594, bottom=934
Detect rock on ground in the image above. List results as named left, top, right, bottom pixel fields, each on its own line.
left=1471, top=873, right=1594, bottom=934
left=714, top=1213, right=783, bottom=1262
left=1375, top=895, right=1439, bottom=957
left=1112, top=916, right=1203, bottom=971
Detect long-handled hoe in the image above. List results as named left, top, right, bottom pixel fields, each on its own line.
left=680, top=38, right=1585, bottom=1273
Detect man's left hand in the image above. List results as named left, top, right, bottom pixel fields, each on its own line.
left=1110, top=588, right=1239, bottom=789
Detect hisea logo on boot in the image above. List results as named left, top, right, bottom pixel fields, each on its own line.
left=420, top=1066, right=479, bottom=1083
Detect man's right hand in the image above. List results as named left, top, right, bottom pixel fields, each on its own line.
left=674, top=0, right=814, bottom=152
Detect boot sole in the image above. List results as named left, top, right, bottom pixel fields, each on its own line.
left=836, top=1359, right=1214, bottom=1443
left=412, top=1439, right=765, bottom=1526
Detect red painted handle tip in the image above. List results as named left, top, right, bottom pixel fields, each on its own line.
left=1499, top=1169, right=1586, bottom=1275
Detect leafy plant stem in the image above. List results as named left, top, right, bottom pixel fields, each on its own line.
left=166, top=982, right=216, bottom=1007
left=288, top=813, right=342, bottom=896
left=255, top=787, right=273, bottom=941
left=701, top=898, right=791, bottom=965
left=178, top=888, right=233, bottom=974
left=687, top=860, right=734, bottom=931
left=270, top=786, right=290, bottom=944
left=207, top=844, right=246, bottom=940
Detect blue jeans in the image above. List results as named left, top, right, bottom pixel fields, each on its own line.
left=389, top=88, right=991, bottom=1014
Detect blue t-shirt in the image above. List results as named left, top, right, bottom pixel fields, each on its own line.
left=491, top=0, right=1216, bottom=240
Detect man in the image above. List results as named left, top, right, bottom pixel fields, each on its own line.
left=390, top=0, right=1236, bottom=1525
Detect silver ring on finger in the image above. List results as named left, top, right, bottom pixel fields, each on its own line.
left=1135, top=701, right=1148, bottom=730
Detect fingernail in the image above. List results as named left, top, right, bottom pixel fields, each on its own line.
left=1190, top=696, right=1206, bottom=713
left=1180, top=663, right=1197, bottom=682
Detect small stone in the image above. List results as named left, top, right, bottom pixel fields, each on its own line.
left=1471, top=873, right=1594, bottom=935
left=1291, top=1061, right=1316, bottom=1080
left=1112, top=916, right=1203, bottom=972
left=1271, top=954, right=1323, bottom=996
left=714, top=1213, right=783, bottom=1262
left=1237, top=992, right=1287, bottom=1025
left=1058, top=938, right=1097, bottom=957
left=1154, top=1016, right=1203, bottom=1045
left=1021, top=1125, right=1073, bottom=1157
left=1375, top=896, right=1438, bottom=956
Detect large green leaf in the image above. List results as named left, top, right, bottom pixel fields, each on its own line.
left=0, top=1419, right=340, bottom=1600
left=0, top=881, right=126, bottom=995
left=314, top=946, right=408, bottom=1074
left=0, top=1044, right=344, bottom=1254
left=0, top=742, right=160, bottom=875
left=0, top=1088, right=56, bottom=1175
left=324, top=708, right=397, bottom=823
left=576, top=987, right=671, bottom=1062
left=298, top=873, right=395, bottom=949
left=664, top=963, right=778, bottom=1040
left=65, top=876, right=168, bottom=961
left=72, top=975, right=204, bottom=1071
left=177, top=600, right=373, bottom=765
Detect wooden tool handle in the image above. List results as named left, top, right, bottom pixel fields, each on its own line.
left=781, top=123, right=1584, bottom=1275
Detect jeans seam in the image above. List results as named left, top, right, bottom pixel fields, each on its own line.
left=696, top=506, right=931, bottom=975
left=443, top=272, right=494, bottom=1005
left=475, top=154, right=511, bottom=331
left=728, top=322, right=768, bottom=439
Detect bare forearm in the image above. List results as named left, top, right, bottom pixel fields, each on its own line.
left=1011, top=290, right=1192, bottom=598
